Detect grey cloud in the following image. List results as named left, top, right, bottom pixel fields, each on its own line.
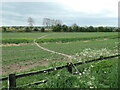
left=2, top=2, right=117, bottom=26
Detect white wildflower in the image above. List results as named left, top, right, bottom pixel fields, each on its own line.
left=82, top=72, right=85, bottom=74
left=104, top=71, right=107, bottom=73
left=57, top=74, right=60, bottom=76
left=90, top=86, right=94, bottom=88
left=91, top=76, right=95, bottom=80
left=87, top=81, right=92, bottom=85
left=44, top=71, right=47, bottom=73
left=79, top=73, right=82, bottom=75
left=54, top=68, right=57, bottom=70
left=91, top=65, right=94, bottom=67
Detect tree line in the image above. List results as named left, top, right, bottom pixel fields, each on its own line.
left=1, top=25, right=119, bottom=32
left=52, top=24, right=118, bottom=32
left=1, top=26, right=45, bottom=32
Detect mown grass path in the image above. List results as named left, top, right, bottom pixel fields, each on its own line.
left=33, top=35, right=72, bottom=58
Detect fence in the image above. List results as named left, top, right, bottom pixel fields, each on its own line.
left=0, top=54, right=119, bottom=89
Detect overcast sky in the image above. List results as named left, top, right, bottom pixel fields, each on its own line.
left=1, top=0, right=119, bottom=26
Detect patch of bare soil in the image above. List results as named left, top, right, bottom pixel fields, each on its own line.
left=2, top=60, right=49, bottom=75
left=2, top=57, right=70, bottom=75
left=0, top=43, right=28, bottom=47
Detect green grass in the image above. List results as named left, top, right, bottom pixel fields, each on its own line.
left=2, top=44, right=66, bottom=65
left=36, top=32, right=117, bottom=43
left=2, top=38, right=34, bottom=44
left=2, top=32, right=118, bottom=44
left=1, top=32, right=119, bottom=88
left=2, top=32, right=117, bottom=39
left=2, top=32, right=46, bottom=44
left=2, top=32, right=46, bottom=39
left=40, top=39, right=117, bottom=55
left=2, top=39, right=117, bottom=65
left=2, top=57, right=118, bottom=88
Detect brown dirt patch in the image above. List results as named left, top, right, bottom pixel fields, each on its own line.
left=2, top=57, right=69, bottom=75
left=0, top=43, right=28, bottom=47
left=2, top=60, right=49, bottom=75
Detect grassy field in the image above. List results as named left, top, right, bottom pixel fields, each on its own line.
left=2, top=32, right=117, bottom=44
left=2, top=32, right=117, bottom=39
left=1, top=32, right=118, bottom=88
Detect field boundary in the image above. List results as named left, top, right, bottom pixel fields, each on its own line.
left=33, top=35, right=72, bottom=58
left=0, top=54, right=119, bottom=88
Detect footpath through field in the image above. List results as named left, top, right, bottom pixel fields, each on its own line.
left=33, top=35, right=72, bottom=58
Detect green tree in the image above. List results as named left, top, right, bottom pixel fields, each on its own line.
left=41, top=27, right=45, bottom=32
left=87, top=26, right=95, bottom=32
left=34, top=27, right=39, bottom=31
left=61, top=25, right=68, bottom=32
left=2, top=27, right=7, bottom=32
left=25, top=27, right=32, bottom=32
left=52, top=24, right=62, bottom=32
left=73, top=26, right=79, bottom=32
left=68, top=27, right=73, bottom=32
left=98, top=26, right=104, bottom=32
left=104, top=27, right=113, bottom=32
left=79, top=27, right=86, bottom=32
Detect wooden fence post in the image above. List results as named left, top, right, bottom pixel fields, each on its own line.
left=8, top=74, right=16, bottom=89
left=67, top=63, right=72, bottom=73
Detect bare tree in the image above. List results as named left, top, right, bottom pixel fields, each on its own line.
left=43, top=18, right=50, bottom=28
left=54, top=20, right=62, bottom=25
left=51, top=19, right=55, bottom=26
left=43, top=18, right=62, bottom=28
left=28, top=17, right=34, bottom=26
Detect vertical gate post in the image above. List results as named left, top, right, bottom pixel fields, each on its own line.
left=8, top=74, right=16, bottom=89
left=67, top=63, right=72, bottom=73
